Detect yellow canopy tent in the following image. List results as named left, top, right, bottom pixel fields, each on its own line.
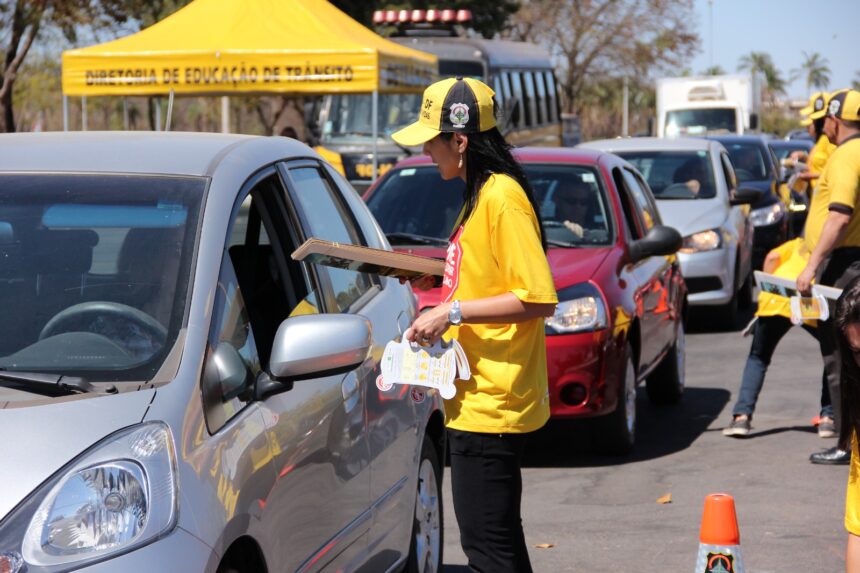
left=62, top=0, right=436, bottom=97
left=61, top=0, right=437, bottom=176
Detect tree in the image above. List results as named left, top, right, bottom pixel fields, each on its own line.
left=737, top=51, right=785, bottom=102
left=508, top=0, right=699, bottom=118
left=794, top=51, right=830, bottom=93
left=854, top=71, right=860, bottom=91
left=0, top=0, right=149, bottom=133
left=702, top=65, right=725, bottom=76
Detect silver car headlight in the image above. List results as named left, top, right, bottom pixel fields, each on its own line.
left=0, top=422, right=177, bottom=572
left=749, top=202, right=786, bottom=227
left=679, top=229, right=722, bottom=254
left=545, top=282, right=608, bottom=334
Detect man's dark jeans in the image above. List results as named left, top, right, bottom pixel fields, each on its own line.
left=448, top=428, right=533, bottom=573
left=732, top=315, right=825, bottom=417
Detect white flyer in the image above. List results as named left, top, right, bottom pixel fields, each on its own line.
left=380, top=337, right=470, bottom=399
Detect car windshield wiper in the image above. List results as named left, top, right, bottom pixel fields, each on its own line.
left=385, top=232, right=448, bottom=247
left=546, top=239, right=580, bottom=248
left=0, top=369, right=116, bottom=396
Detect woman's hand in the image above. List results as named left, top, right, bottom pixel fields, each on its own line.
left=399, top=274, right=437, bottom=291
left=404, top=302, right=451, bottom=346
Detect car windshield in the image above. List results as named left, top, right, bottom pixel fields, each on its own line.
left=366, top=164, right=613, bottom=247
left=665, top=108, right=736, bottom=135
left=721, top=141, right=771, bottom=181
left=616, top=151, right=717, bottom=200
left=770, top=143, right=809, bottom=162
left=321, top=93, right=422, bottom=143
left=0, top=174, right=204, bottom=382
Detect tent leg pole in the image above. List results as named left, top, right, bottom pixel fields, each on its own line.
left=123, top=98, right=129, bottom=130
left=82, top=95, right=87, bottom=131
left=165, top=89, right=175, bottom=131
left=222, top=96, right=230, bottom=133
left=372, top=90, right=378, bottom=183
left=155, top=98, right=162, bottom=131
left=63, top=96, right=69, bottom=132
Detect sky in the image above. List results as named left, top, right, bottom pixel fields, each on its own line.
left=689, top=0, right=856, bottom=101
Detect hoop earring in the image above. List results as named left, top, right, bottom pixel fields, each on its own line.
left=458, top=153, right=463, bottom=169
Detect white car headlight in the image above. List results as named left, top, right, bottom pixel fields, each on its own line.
left=546, top=282, right=608, bottom=334
left=0, top=422, right=177, bottom=572
left=749, top=202, right=786, bottom=227
left=680, top=229, right=722, bottom=254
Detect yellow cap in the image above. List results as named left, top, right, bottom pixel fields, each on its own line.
left=800, top=92, right=828, bottom=121
left=391, top=77, right=497, bottom=147
left=800, top=117, right=812, bottom=127
left=828, top=89, right=860, bottom=122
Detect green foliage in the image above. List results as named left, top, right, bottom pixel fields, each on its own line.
left=737, top=51, right=785, bottom=97
left=761, top=109, right=802, bottom=138
left=701, top=65, right=726, bottom=76
left=794, top=51, right=830, bottom=93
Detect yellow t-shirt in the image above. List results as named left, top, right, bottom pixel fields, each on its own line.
left=803, top=137, right=860, bottom=252
left=755, top=238, right=810, bottom=320
left=441, top=173, right=558, bottom=433
left=846, top=436, right=860, bottom=535
left=809, top=134, right=836, bottom=178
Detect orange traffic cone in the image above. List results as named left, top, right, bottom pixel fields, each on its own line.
left=695, top=493, right=745, bottom=573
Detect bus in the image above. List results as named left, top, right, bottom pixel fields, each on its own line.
left=312, top=9, right=563, bottom=192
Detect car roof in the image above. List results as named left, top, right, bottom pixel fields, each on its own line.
left=768, top=139, right=812, bottom=149
left=704, top=134, right=770, bottom=145
left=580, top=136, right=715, bottom=152
left=393, top=146, right=607, bottom=168
left=0, top=131, right=318, bottom=177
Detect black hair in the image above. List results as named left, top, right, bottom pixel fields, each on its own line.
left=441, top=119, right=547, bottom=251
left=813, top=117, right=825, bottom=140
left=834, top=275, right=860, bottom=450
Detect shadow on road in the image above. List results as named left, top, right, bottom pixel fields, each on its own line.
left=687, top=304, right=755, bottom=334
left=523, top=386, right=731, bottom=468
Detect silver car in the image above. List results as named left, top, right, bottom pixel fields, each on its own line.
left=579, top=137, right=757, bottom=325
left=0, top=133, right=444, bottom=573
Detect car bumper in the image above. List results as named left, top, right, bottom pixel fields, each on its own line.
left=546, top=329, right=619, bottom=419
left=678, top=249, right=733, bottom=306
left=76, top=528, right=217, bottom=572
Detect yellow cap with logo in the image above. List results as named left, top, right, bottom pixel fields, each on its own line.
left=391, top=77, right=497, bottom=147
left=800, top=91, right=828, bottom=122
left=828, top=89, right=860, bottom=122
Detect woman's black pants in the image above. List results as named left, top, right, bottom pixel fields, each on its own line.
left=448, top=428, right=533, bottom=573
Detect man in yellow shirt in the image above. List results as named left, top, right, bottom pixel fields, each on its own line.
left=798, top=89, right=860, bottom=465
left=796, top=92, right=837, bottom=194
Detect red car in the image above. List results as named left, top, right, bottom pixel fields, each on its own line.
left=364, top=148, right=687, bottom=453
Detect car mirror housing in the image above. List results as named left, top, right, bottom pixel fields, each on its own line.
left=730, top=186, right=763, bottom=206
left=629, top=225, right=682, bottom=263
left=256, top=314, right=372, bottom=400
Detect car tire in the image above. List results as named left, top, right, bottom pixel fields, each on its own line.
left=645, top=322, right=685, bottom=404
left=405, top=435, right=443, bottom=573
left=594, top=343, right=636, bottom=455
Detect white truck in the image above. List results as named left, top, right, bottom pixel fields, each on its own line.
left=655, top=74, right=762, bottom=137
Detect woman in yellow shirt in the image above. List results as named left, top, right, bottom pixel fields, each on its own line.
left=833, top=277, right=860, bottom=570
left=393, top=77, right=558, bottom=573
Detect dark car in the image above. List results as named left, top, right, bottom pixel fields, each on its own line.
left=365, top=148, right=687, bottom=454
left=706, top=135, right=789, bottom=267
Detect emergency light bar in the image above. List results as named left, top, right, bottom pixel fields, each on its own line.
left=372, top=8, right=472, bottom=24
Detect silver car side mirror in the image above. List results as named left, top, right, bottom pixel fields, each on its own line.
left=256, top=314, right=372, bottom=400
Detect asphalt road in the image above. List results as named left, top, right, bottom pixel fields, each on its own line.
left=441, top=308, right=849, bottom=572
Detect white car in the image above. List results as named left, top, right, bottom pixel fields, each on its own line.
left=580, top=137, right=756, bottom=324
